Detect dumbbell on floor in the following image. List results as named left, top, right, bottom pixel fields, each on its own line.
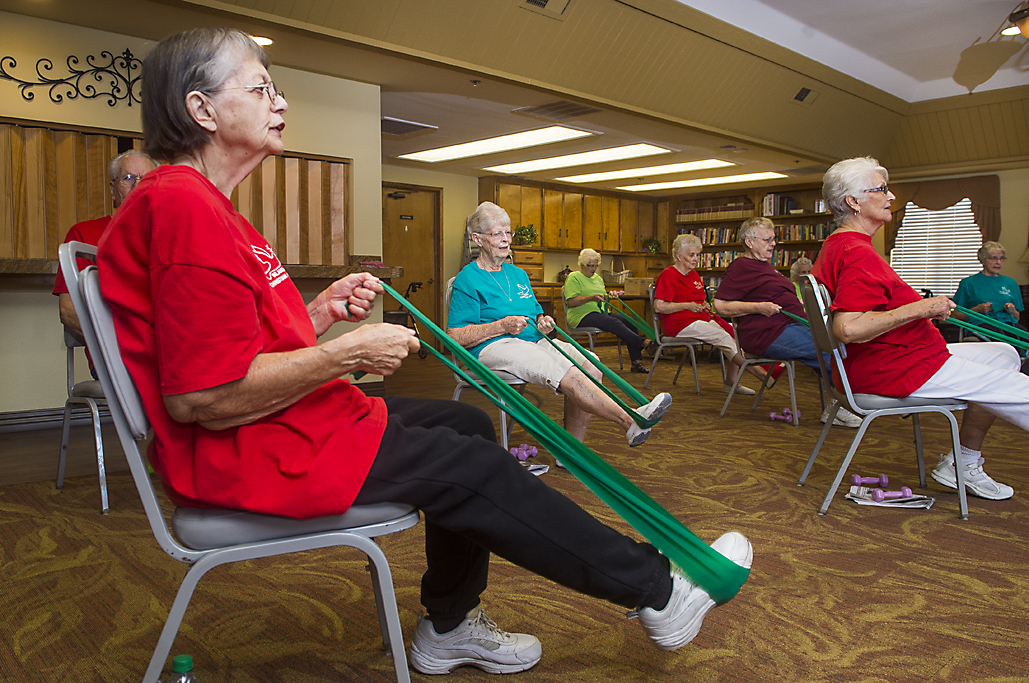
left=872, top=486, right=913, bottom=502
left=851, top=473, right=889, bottom=487
left=769, top=412, right=793, bottom=423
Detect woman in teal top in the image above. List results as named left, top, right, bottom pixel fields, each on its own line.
left=448, top=202, right=671, bottom=448
left=564, top=248, right=647, bottom=373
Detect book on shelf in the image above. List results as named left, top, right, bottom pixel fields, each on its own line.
left=678, top=225, right=741, bottom=244
left=762, top=193, right=796, bottom=217
left=773, top=222, right=833, bottom=242
left=676, top=203, right=754, bottom=223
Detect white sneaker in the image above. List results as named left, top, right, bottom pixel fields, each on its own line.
left=638, top=532, right=753, bottom=651
left=722, top=383, right=756, bottom=395
left=931, top=456, right=1014, bottom=500
left=409, top=607, right=542, bottom=675
left=626, top=392, right=672, bottom=448
left=821, top=401, right=861, bottom=428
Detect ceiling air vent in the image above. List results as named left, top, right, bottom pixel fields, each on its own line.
left=381, top=116, right=438, bottom=136
left=519, top=0, right=572, bottom=21
left=792, top=87, right=819, bottom=107
left=512, top=100, right=601, bottom=121
left=779, top=165, right=829, bottom=177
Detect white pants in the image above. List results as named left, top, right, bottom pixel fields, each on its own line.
left=908, top=342, right=1029, bottom=432
left=479, top=338, right=597, bottom=394
left=677, top=319, right=737, bottom=357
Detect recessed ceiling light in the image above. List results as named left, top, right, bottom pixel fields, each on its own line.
left=1001, top=25, right=1022, bottom=36
left=483, top=143, right=670, bottom=174
left=617, top=172, right=787, bottom=192
left=398, top=126, right=593, bottom=163
left=250, top=36, right=274, bottom=46
left=555, top=159, right=734, bottom=183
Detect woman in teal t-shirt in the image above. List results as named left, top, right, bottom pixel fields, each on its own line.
left=564, top=248, right=648, bottom=373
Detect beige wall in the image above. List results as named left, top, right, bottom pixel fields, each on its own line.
left=0, top=14, right=382, bottom=411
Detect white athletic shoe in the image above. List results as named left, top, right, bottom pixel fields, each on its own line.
left=821, top=401, right=861, bottom=428
left=638, top=532, right=753, bottom=651
left=931, top=456, right=1014, bottom=500
left=626, top=392, right=672, bottom=448
left=409, top=608, right=542, bottom=675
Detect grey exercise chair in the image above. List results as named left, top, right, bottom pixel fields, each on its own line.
left=645, top=284, right=702, bottom=393
left=62, top=246, right=419, bottom=683
left=797, top=275, right=969, bottom=519
left=719, top=317, right=800, bottom=426
left=56, top=242, right=110, bottom=513
left=445, top=276, right=526, bottom=449
left=560, top=293, right=623, bottom=369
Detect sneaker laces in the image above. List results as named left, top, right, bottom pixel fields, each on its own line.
left=468, top=609, right=506, bottom=638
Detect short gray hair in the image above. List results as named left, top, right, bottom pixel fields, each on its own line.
left=578, top=248, right=601, bottom=267
left=107, top=149, right=157, bottom=182
left=822, top=156, right=889, bottom=223
left=142, top=28, right=269, bottom=161
left=739, top=216, right=774, bottom=246
left=978, top=241, right=1006, bottom=264
left=467, top=201, right=509, bottom=234
left=671, top=233, right=701, bottom=259
left=790, top=257, right=813, bottom=282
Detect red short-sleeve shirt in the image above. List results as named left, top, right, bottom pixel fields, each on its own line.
left=654, top=266, right=731, bottom=337
left=715, top=257, right=804, bottom=355
left=98, top=165, right=387, bottom=519
left=53, top=216, right=111, bottom=295
left=812, top=230, right=949, bottom=397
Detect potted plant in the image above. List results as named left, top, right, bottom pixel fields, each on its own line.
left=512, top=224, right=538, bottom=246
left=641, top=236, right=662, bottom=254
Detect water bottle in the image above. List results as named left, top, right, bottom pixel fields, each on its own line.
left=160, top=655, right=198, bottom=683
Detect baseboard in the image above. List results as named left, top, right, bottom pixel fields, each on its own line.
left=0, top=406, right=113, bottom=434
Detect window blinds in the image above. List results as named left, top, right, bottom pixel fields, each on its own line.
left=890, top=199, right=982, bottom=297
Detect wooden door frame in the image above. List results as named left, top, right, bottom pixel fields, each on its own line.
left=382, top=181, right=443, bottom=348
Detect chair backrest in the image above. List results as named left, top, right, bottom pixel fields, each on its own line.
left=801, top=274, right=861, bottom=410
left=59, top=242, right=99, bottom=394
left=648, top=284, right=665, bottom=339
left=76, top=264, right=204, bottom=563
left=443, top=275, right=456, bottom=329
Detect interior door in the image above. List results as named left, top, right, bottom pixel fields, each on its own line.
left=382, top=184, right=441, bottom=348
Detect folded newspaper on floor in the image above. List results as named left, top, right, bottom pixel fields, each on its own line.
left=846, top=486, right=935, bottom=509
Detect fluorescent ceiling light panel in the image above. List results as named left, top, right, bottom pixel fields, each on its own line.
left=618, top=172, right=787, bottom=192
left=398, top=126, right=592, bottom=163
left=1001, top=25, right=1022, bottom=36
left=483, top=143, right=670, bottom=174
left=555, top=159, right=734, bottom=183
left=250, top=35, right=274, bottom=46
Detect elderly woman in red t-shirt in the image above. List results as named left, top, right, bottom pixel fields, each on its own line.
left=814, top=156, right=1029, bottom=501
left=654, top=234, right=765, bottom=394
left=96, top=27, right=751, bottom=675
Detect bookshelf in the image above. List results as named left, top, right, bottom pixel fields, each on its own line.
left=670, top=185, right=832, bottom=287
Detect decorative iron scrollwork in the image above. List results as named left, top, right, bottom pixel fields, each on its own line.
left=0, top=48, right=142, bottom=107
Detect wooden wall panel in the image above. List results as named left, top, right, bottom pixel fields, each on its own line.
left=85, top=135, right=107, bottom=220
left=10, top=126, right=27, bottom=258
left=42, top=130, right=58, bottom=258
left=0, top=126, right=11, bottom=258
left=54, top=132, right=77, bottom=247
left=330, top=162, right=345, bottom=265
left=307, top=161, right=322, bottom=265
left=284, top=157, right=300, bottom=264
left=261, top=157, right=278, bottom=253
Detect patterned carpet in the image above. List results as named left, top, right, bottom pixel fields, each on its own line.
left=2, top=347, right=1028, bottom=682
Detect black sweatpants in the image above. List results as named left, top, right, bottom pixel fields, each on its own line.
left=351, top=396, right=671, bottom=623
left=579, top=311, right=645, bottom=362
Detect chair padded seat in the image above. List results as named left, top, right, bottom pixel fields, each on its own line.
left=455, top=369, right=526, bottom=386
left=172, top=502, right=417, bottom=550
left=851, top=393, right=966, bottom=411
left=660, top=336, right=695, bottom=344
left=570, top=326, right=602, bottom=334
left=71, top=380, right=105, bottom=398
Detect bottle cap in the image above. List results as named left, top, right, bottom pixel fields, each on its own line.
left=172, top=655, right=193, bottom=673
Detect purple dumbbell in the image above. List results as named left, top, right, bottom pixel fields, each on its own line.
left=851, top=473, right=889, bottom=487
left=871, top=486, right=913, bottom=502
left=769, top=412, right=793, bottom=423
left=783, top=408, right=801, bottom=419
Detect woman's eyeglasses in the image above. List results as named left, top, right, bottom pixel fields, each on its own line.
left=208, top=82, right=285, bottom=103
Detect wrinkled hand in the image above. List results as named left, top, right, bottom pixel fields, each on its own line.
left=1004, top=302, right=1017, bottom=314
left=537, top=315, right=555, bottom=334
left=973, top=302, right=993, bottom=314
left=926, top=296, right=956, bottom=321
left=339, top=323, right=419, bottom=376
left=593, top=293, right=607, bottom=303
left=500, top=316, right=529, bottom=335
left=688, top=301, right=710, bottom=313
left=755, top=302, right=782, bottom=317
left=321, top=273, right=383, bottom=323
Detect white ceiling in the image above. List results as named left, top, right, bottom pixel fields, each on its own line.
left=681, top=0, right=1029, bottom=101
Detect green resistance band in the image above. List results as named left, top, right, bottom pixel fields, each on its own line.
left=946, top=317, right=1029, bottom=351
left=953, top=304, right=1029, bottom=342
left=605, top=298, right=658, bottom=342
left=781, top=309, right=809, bottom=327
left=523, top=318, right=658, bottom=428
left=379, top=281, right=749, bottom=605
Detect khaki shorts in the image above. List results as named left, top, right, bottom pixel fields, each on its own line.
left=678, top=319, right=737, bottom=357
left=478, top=338, right=597, bottom=393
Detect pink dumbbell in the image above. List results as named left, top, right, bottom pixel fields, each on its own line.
left=871, top=486, right=913, bottom=502
left=509, top=444, right=539, bottom=461
left=784, top=408, right=801, bottom=419
left=769, top=412, right=793, bottom=423
left=851, top=473, right=889, bottom=487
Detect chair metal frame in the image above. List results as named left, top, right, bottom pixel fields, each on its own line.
left=61, top=243, right=419, bottom=683
left=719, top=318, right=800, bottom=426
left=445, top=276, right=526, bottom=450
left=559, top=292, right=623, bottom=370
left=797, top=275, right=969, bottom=519
left=644, top=284, right=701, bottom=392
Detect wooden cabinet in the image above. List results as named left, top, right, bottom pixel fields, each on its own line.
left=583, top=195, right=603, bottom=248
left=601, top=196, right=620, bottom=252
left=512, top=248, right=544, bottom=282
left=563, top=192, right=583, bottom=251
left=542, top=189, right=563, bottom=249
left=619, top=199, right=638, bottom=253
